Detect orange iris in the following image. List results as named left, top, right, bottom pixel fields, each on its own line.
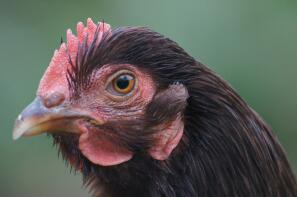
left=112, top=74, right=135, bottom=94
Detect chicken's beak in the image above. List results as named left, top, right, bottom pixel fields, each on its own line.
left=13, top=97, right=102, bottom=140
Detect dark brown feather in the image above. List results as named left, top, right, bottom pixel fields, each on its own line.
left=54, top=26, right=297, bottom=197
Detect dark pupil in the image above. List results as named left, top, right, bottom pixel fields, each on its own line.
left=116, top=75, right=131, bottom=89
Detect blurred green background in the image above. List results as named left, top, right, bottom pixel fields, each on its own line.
left=0, top=0, right=296, bottom=196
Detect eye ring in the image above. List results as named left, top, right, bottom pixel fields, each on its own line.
left=105, top=70, right=137, bottom=99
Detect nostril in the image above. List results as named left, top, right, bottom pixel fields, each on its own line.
left=43, top=92, right=65, bottom=108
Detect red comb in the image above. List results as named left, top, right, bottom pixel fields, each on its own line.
left=37, top=18, right=111, bottom=98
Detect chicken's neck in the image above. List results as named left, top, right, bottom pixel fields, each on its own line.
left=86, top=146, right=196, bottom=197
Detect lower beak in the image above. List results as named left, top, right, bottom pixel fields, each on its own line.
left=13, top=97, right=102, bottom=140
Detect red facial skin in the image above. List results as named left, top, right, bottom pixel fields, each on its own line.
left=74, top=64, right=157, bottom=166
left=36, top=18, right=184, bottom=166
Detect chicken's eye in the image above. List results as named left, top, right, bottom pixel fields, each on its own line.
left=106, top=72, right=136, bottom=97
left=113, top=74, right=135, bottom=94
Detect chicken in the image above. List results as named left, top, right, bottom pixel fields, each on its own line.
left=13, top=18, right=297, bottom=197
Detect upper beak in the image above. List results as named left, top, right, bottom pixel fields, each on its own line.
left=13, top=97, right=102, bottom=140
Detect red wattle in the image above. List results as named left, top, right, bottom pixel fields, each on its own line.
left=78, top=131, right=133, bottom=166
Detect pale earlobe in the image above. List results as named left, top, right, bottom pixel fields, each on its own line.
left=146, top=83, right=188, bottom=160
left=149, top=115, right=184, bottom=160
